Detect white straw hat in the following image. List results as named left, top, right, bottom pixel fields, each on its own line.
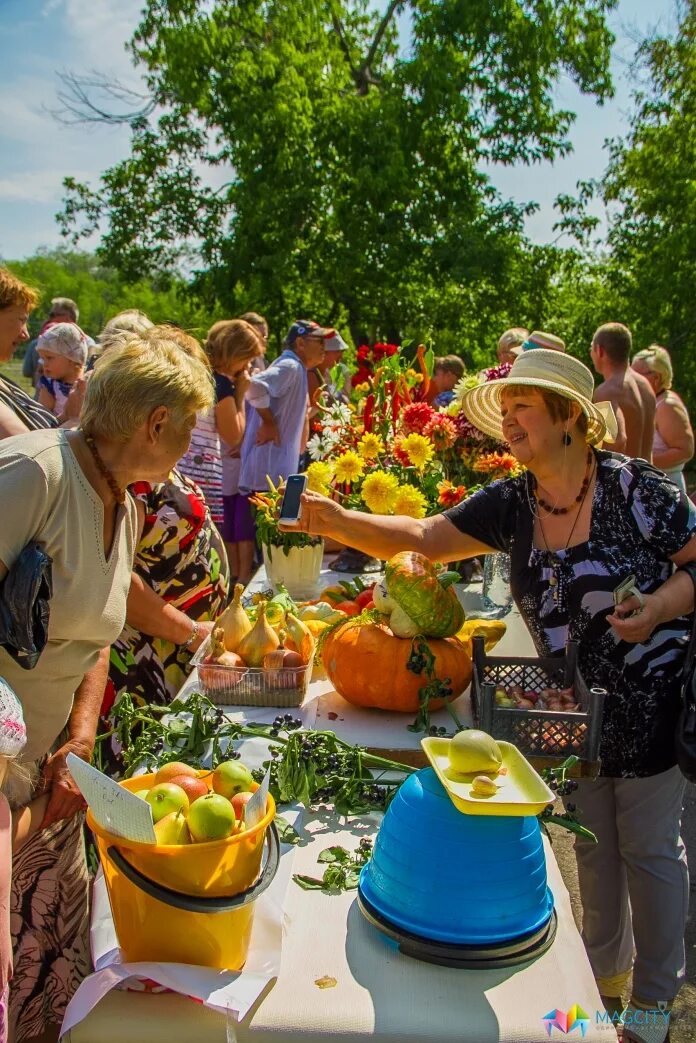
left=461, top=348, right=617, bottom=446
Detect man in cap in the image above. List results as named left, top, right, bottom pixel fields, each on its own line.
left=239, top=319, right=333, bottom=495
left=591, top=322, right=656, bottom=460
left=308, top=330, right=351, bottom=422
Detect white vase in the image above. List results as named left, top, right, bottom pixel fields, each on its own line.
left=262, top=541, right=324, bottom=600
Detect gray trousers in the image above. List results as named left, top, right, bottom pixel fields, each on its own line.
left=572, top=766, right=689, bottom=1003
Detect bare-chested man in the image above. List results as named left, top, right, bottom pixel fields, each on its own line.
left=590, top=322, right=656, bottom=461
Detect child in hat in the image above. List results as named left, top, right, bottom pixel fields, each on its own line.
left=37, top=322, right=89, bottom=419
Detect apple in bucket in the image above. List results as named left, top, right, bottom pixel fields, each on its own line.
left=212, top=760, right=254, bottom=798
left=187, top=792, right=237, bottom=842
left=146, top=783, right=190, bottom=823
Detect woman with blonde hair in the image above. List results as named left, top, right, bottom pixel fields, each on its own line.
left=632, top=345, right=694, bottom=493
left=101, top=325, right=231, bottom=755
left=178, top=318, right=262, bottom=583
left=287, top=349, right=695, bottom=1042
left=0, top=331, right=212, bottom=1042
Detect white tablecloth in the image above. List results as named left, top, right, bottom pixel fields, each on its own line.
left=64, top=559, right=617, bottom=1042
left=65, top=819, right=616, bottom=1043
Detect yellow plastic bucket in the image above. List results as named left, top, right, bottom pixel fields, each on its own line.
left=88, top=774, right=279, bottom=969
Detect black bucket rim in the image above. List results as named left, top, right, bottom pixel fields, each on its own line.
left=105, top=820, right=280, bottom=914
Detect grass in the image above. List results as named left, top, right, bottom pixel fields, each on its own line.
left=0, top=358, right=33, bottom=393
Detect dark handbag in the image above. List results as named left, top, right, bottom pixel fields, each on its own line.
left=676, top=563, right=696, bottom=783
left=0, top=542, right=53, bottom=670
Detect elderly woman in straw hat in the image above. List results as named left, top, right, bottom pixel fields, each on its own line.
left=0, top=331, right=212, bottom=1042
left=632, top=345, right=694, bottom=494
left=287, top=348, right=696, bottom=1042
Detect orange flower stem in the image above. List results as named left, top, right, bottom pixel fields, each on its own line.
left=415, top=345, right=430, bottom=397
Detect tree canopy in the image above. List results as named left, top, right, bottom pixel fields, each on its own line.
left=59, top=0, right=616, bottom=351
left=3, top=248, right=218, bottom=341
left=553, top=0, right=696, bottom=411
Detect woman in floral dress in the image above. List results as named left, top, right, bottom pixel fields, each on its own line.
left=102, top=468, right=229, bottom=724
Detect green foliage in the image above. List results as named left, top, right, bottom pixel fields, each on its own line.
left=599, top=0, right=696, bottom=408
left=3, top=247, right=219, bottom=342
left=555, top=1, right=696, bottom=413
left=58, top=0, right=615, bottom=350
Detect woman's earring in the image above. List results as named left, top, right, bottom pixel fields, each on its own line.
left=562, top=431, right=572, bottom=446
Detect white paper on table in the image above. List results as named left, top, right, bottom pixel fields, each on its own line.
left=245, top=767, right=270, bottom=829
left=66, top=753, right=156, bottom=843
left=60, top=809, right=302, bottom=1036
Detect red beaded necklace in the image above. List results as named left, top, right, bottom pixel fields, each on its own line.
left=82, top=432, right=126, bottom=505
left=533, top=447, right=593, bottom=516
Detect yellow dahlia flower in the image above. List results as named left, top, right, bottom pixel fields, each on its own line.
left=305, top=461, right=334, bottom=495
left=358, top=433, right=384, bottom=460
left=399, top=432, right=434, bottom=470
left=392, top=485, right=428, bottom=519
left=333, top=450, right=364, bottom=484
left=361, top=471, right=400, bottom=514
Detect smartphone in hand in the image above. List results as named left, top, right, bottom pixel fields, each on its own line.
left=279, top=474, right=307, bottom=523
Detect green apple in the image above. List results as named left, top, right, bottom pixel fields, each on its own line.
left=154, top=810, right=192, bottom=846
left=135, top=789, right=150, bottom=801
left=187, top=793, right=237, bottom=842
left=495, top=687, right=517, bottom=708
left=212, top=760, right=254, bottom=799
left=145, top=782, right=190, bottom=823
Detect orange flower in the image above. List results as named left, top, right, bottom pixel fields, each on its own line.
left=437, top=479, right=468, bottom=507
left=473, top=452, right=521, bottom=476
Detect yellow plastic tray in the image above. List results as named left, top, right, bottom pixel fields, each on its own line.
left=420, top=737, right=554, bottom=817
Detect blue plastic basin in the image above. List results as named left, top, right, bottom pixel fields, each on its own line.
left=359, top=768, right=554, bottom=944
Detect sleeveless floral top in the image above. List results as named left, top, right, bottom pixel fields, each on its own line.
left=446, top=451, right=696, bottom=778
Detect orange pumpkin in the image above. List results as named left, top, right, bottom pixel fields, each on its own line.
left=322, top=622, right=472, bottom=713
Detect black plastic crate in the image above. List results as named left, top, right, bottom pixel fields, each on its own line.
left=470, top=637, right=605, bottom=776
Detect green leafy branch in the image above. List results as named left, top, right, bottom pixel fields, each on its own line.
left=294, top=839, right=373, bottom=893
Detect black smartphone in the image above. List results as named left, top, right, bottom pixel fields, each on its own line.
left=279, top=474, right=307, bottom=523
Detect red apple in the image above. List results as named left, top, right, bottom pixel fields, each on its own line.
left=231, top=791, right=255, bottom=820
left=169, top=774, right=209, bottom=803
left=154, top=761, right=199, bottom=785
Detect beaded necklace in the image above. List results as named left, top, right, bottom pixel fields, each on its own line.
left=536, top=456, right=595, bottom=604
left=82, top=432, right=126, bottom=505
left=533, top=447, right=593, bottom=515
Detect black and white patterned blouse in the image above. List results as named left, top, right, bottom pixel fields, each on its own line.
left=445, top=450, right=696, bottom=777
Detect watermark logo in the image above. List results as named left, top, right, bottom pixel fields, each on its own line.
left=542, top=1005, right=591, bottom=1037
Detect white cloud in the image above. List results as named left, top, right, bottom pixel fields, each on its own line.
left=0, top=171, right=76, bottom=204
left=45, top=0, right=143, bottom=77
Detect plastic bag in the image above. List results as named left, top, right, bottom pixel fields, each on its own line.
left=0, top=542, right=52, bottom=670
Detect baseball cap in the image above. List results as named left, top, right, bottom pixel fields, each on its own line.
left=285, top=320, right=335, bottom=346
left=323, top=332, right=349, bottom=353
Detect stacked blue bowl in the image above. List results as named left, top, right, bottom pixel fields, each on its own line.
left=359, top=768, right=553, bottom=945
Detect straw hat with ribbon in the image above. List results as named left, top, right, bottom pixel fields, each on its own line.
left=462, top=348, right=617, bottom=447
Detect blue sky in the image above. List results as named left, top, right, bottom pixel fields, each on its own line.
left=0, top=0, right=678, bottom=261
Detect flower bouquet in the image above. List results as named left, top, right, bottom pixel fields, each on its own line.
left=304, top=351, right=521, bottom=523
left=249, top=479, right=324, bottom=598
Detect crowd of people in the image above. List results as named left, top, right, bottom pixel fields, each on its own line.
left=0, top=263, right=694, bottom=1043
